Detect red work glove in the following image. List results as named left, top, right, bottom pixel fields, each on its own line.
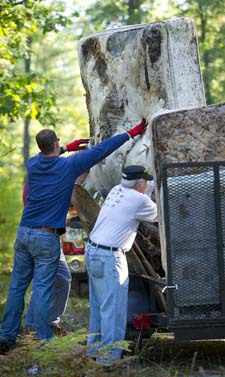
left=127, top=119, right=148, bottom=138
left=66, top=138, right=89, bottom=152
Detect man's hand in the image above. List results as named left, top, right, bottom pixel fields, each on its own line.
left=127, top=119, right=148, bottom=138
left=66, top=138, right=90, bottom=152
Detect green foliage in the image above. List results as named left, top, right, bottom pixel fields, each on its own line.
left=0, top=7, right=89, bottom=261
left=31, top=335, right=132, bottom=376
left=0, top=119, right=24, bottom=272
left=30, top=31, right=89, bottom=139
left=83, top=1, right=129, bottom=31
left=0, top=325, right=133, bottom=377
left=0, top=0, right=72, bottom=62
left=2, top=329, right=225, bottom=376
left=171, top=0, right=225, bottom=104
left=0, top=0, right=73, bottom=130
left=75, top=0, right=153, bottom=35
left=0, top=169, right=23, bottom=264
left=0, top=70, right=60, bottom=128
left=0, top=0, right=88, bottom=258
left=0, top=274, right=10, bottom=321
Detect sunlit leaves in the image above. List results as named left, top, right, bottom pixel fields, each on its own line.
left=0, top=0, right=72, bottom=129
left=0, top=72, right=60, bottom=127
left=75, top=0, right=149, bottom=35
left=172, top=0, right=225, bottom=104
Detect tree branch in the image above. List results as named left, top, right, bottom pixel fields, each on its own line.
left=9, top=0, right=26, bottom=5
left=0, top=147, right=16, bottom=158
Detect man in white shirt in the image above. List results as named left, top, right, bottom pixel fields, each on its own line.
left=85, top=165, right=157, bottom=364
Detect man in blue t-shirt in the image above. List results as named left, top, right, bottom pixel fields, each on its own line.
left=23, top=180, right=71, bottom=336
left=0, top=119, right=148, bottom=353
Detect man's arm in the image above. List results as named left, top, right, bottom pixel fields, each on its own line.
left=60, top=139, right=89, bottom=154
left=136, top=195, right=158, bottom=223
left=62, top=119, right=147, bottom=155
left=69, top=119, right=149, bottom=176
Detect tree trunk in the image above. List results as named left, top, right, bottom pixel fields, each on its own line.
left=128, top=0, right=142, bottom=25
left=198, top=5, right=212, bottom=104
left=23, top=2, right=32, bottom=169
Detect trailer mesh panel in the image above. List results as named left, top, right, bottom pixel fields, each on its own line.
left=162, top=162, right=225, bottom=322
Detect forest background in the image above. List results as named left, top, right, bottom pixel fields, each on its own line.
left=0, top=0, right=224, bottom=270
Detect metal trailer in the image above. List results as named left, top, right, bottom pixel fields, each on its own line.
left=127, top=160, right=225, bottom=343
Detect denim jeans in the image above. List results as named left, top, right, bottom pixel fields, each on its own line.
left=0, top=226, right=60, bottom=342
left=26, top=250, right=72, bottom=326
left=85, top=242, right=129, bottom=362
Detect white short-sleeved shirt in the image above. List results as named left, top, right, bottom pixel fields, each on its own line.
left=89, top=184, right=157, bottom=252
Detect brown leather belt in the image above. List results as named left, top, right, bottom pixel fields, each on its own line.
left=31, top=226, right=59, bottom=235
left=88, top=239, right=124, bottom=253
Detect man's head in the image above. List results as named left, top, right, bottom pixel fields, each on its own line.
left=36, top=129, right=59, bottom=155
left=121, top=165, right=153, bottom=194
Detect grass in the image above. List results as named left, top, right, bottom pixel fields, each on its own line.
left=135, top=334, right=225, bottom=376
left=0, top=273, right=10, bottom=321
left=61, top=294, right=89, bottom=332
left=0, top=269, right=32, bottom=325
left=1, top=270, right=225, bottom=376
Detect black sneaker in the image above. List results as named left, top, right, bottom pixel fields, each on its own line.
left=0, top=335, right=15, bottom=354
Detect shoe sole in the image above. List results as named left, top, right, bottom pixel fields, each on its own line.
left=0, top=343, right=10, bottom=354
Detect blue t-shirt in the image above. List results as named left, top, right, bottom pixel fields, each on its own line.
left=20, top=133, right=129, bottom=228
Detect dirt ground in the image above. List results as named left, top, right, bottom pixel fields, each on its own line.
left=1, top=282, right=225, bottom=376
left=61, top=291, right=225, bottom=377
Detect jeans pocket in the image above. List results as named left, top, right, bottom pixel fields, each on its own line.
left=113, top=253, right=128, bottom=287
left=89, top=259, right=104, bottom=279
left=14, top=227, right=28, bottom=253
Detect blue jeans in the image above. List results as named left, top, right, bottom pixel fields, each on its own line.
left=26, top=250, right=72, bottom=326
left=0, top=226, right=60, bottom=342
left=85, top=242, right=129, bottom=362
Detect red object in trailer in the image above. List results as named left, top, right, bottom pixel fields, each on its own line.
left=132, top=314, right=151, bottom=330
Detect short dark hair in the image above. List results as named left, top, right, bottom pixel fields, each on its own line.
left=36, top=129, right=58, bottom=154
